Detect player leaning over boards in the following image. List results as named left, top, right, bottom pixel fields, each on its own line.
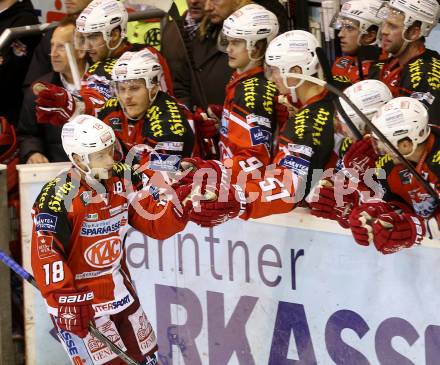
left=346, top=97, right=440, bottom=254
left=330, top=0, right=385, bottom=90
left=185, top=30, right=337, bottom=223
left=368, top=0, right=440, bottom=123
left=29, top=115, right=223, bottom=365
left=33, top=0, right=173, bottom=127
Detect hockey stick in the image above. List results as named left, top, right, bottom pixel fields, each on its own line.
left=316, top=47, right=363, bottom=140
left=0, top=249, right=140, bottom=365
left=0, top=10, right=165, bottom=54
left=285, top=63, right=440, bottom=206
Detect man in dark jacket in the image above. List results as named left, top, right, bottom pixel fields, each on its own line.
left=0, top=0, right=40, bottom=125
left=17, top=18, right=87, bottom=163
left=23, top=0, right=92, bottom=87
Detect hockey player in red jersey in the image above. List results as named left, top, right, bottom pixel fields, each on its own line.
left=330, top=0, right=385, bottom=89
left=98, top=49, right=197, bottom=173
left=34, top=0, right=173, bottom=127
left=186, top=30, right=338, bottom=222
left=194, top=4, right=280, bottom=178
left=346, top=97, right=439, bottom=254
left=30, top=114, right=214, bottom=364
left=368, top=0, right=440, bottom=122
left=309, top=79, right=393, bottom=227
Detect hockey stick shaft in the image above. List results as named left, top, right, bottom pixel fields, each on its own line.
left=286, top=68, right=440, bottom=206
left=316, top=47, right=363, bottom=140
left=0, top=249, right=140, bottom=365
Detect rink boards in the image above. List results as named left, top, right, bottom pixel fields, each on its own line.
left=18, top=163, right=440, bottom=365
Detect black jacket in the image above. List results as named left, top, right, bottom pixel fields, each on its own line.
left=0, top=0, right=40, bottom=124
left=162, top=20, right=232, bottom=109
left=17, top=72, right=67, bottom=163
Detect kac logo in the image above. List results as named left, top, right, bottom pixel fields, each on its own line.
left=85, top=237, right=122, bottom=268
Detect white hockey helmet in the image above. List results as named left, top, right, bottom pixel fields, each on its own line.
left=221, top=4, right=279, bottom=59
left=112, top=50, right=163, bottom=89
left=371, top=96, right=430, bottom=156
left=75, top=0, right=128, bottom=50
left=378, top=0, right=440, bottom=38
left=338, top=80, right=393, bottom=134
left=265, top=30, right=319, bottom=101
left=330, top=0, right=383, bottom=45
left=62, top=114, right=116, bottom=175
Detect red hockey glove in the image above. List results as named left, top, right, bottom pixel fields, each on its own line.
left=193, top=107, right=219, bottom=138
left=207, top=104, right=223, bottom=120
left=171, top=184, right=194, bottom=222
left=177, top=157, right=226, bottom=192
left=309, top=178, right=359, bottom=229
left=372, top=212, right=426, bottom=254
left=80, top=87, right=106, bottom=114
left=348, top=202, right=394, bottom=246
left=34, top=82, right=76, bottom=126
left=54, top=288, right=94, bottom=338
left=190, top=184, right=246, bottom=227
left=342, top=137, right=378, bottom=184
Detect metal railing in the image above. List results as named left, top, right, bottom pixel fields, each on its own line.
left=0, top=9, right=165, bottom=54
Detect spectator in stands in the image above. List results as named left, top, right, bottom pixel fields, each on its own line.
left=17, top=16, right=87, bottom=164
left=0, top=0, right=40, bottom=125
left=24, top=0, right=92, bottom=86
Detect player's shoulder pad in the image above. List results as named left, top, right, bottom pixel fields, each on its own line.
left=87, top=58, right=117, bottom=78
left=234, top=73, right=278, bottom=116
left=375, top=153, right=394, bottom=175
left=426, top=129, right=440, bottom=177
left=146, top=91, right=191, bottom=139
left=112, top=162, right=144, bottom=188
left=339, top=137, right=354, bottom=158
left=288, top=97, right=334, bottom=144
left=35, top=170, right=78, bottom=214
left=98, top=97, right=121, bottom=119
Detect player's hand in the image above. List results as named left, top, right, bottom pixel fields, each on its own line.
left=193, top=107, right=219, bottom=138
left=54, top=288, right=94, bottom=338
left=171, top=184, right=194, bottom=222
left=342, top=137, right=378, bottom=184
left=34, top=82, right=76, bottom=126
left=207, top=104, right=223, bottom=120
left=190, top=183, right=246, bottom=227
left=372, top=212, right=426, bottom=254
left=309, top=178, right=359, bottom=229
left=177, top=157, right=226, bottom=190
left=79, top=87, right=106, bottom=114
left=348, top=202, right=394, bottom=246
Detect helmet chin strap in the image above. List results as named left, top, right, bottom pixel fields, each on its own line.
left=392, top=38, right=410, bottom=57
left=283, top=74, right=306, bottom=104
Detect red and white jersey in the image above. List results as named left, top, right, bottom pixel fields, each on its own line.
left=31, top=163, right=186, bottom=317
left=238, top=91, right=336, bottom=219
left=219, top=66, right=278, bottom=181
